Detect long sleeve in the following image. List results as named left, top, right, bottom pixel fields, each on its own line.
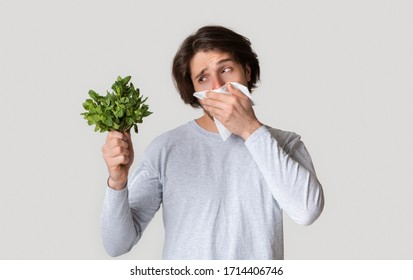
left=245, top=126, right=324, bottom=225
left=101, top=162, right=162, bottom=257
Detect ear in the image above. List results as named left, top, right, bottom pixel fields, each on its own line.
left=245, top=65, right=252, bottom=82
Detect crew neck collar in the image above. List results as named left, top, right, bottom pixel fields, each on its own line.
left=189, top=120, right=232, bottom=141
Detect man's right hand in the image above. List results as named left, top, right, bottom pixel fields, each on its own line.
left=102, top=131, right=135, bottom=190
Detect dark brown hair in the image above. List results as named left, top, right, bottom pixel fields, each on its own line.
left=172, top=25, right=260, bottom=108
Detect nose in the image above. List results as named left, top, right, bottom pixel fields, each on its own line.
left=211, top=75, right=225, bottom=90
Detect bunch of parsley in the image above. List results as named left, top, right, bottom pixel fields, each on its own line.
left=81, top=76, right=152, bottom=133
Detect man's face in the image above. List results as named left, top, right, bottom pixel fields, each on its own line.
left=189, top=50, right=251, bottom=92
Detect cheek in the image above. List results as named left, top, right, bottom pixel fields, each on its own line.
left=222, top=75, right=234, bottom=84
left=225, top=72, right=247, bottom=85
left=193, top=82, right=212, bottom=92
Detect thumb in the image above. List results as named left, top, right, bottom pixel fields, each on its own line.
left=125, top=132, right=134, bottom=151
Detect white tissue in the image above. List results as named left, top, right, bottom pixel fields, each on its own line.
left=193, top=82, right=254, bottom=141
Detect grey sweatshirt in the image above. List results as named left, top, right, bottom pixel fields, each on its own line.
left=101, top=120, right=324, bottom=259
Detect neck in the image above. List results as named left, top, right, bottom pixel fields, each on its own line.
left=195, top=112, right=218, bottom=132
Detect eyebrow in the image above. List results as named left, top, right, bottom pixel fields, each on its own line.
left=193, top=58, right=235, bottom=81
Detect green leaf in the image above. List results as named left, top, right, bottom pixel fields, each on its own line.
left=81, top=75, right=152, bottom=133
left=143, top=110, right=152, bottom=117
left=122, top=76, right=131, bottom=84
left=88, top=90, right=99, bottom=101
left=104, top=116, right=113, bottom=126
left=116, top=108, right=124, bottom=118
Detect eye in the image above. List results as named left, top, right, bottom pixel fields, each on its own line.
left=198, top=76, right=207, bottom=83
left=222, top=67, right=232, bottom=74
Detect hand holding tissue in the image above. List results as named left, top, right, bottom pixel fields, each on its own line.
left=193, top=82, right=254, bottom=141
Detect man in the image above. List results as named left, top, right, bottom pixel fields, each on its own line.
left=101, top=25, right=324, bottom=259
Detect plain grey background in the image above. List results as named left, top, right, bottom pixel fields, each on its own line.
left=1, top=0, right=412, bottom=259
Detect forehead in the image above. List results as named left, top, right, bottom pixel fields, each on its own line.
left=189, top=51, right=235, bottom=74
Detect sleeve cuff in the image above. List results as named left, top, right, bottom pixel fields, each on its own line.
left=245, top=125, right=270, bottom=146
left=105, top=184, right=128, bottom=199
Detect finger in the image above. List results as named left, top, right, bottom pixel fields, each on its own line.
left=107, top=137, right=129, bottom=149
left=201, top=90, right=236, bottom=109
left=226, top=83, right=249, bottom=100
left=108, top=130, right=128, bottom=141
left=102, top=139, right=129, bottom=159
left=109, top=154, right=130, bottom=167
left=203, top=104, right=229, bottom=121
left=125, top=132, right=134, bottom=154
left=107, top=145, right=130, bottom=158
left=124, top=132, right=133, bottom=146
left=205, top=90, right=233, bottom=102
left=199, top=97, right=226, bottom=110
left=205, top=104, right=231, bottom=123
